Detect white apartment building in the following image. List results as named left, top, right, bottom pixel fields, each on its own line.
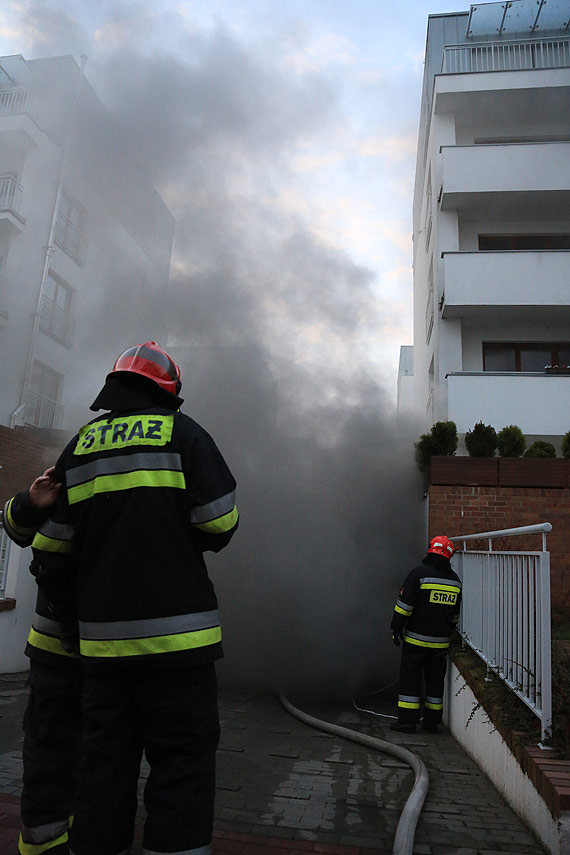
left=399, top=0, right=570, bottom=443
left=0, top=54, right=175, bottom=433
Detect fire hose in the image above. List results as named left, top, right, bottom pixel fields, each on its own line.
left=279, top=692, right=429, bottom=855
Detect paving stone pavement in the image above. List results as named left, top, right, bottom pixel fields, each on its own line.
left=0, top=674, right=546, bottom=854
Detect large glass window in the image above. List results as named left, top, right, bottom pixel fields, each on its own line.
left=479, top=234, right=570, bottom=250
left=484, top=343, right=570, bottom=371
left=25, top=361, right=64, bottom=429
left=39, top=272, right=75, bottom=346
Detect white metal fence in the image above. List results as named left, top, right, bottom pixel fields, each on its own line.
left=452, top=523, right=552, bottom=743
left=0, top=523, right=11, bottom=599
left=443, top=36, right=570, bottom=74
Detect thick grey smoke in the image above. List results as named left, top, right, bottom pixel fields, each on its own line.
left=16, top=4, right=425, bottom=697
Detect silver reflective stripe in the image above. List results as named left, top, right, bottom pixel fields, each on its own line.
left=66, top=452, right=183, bottom=487
left=21, top=818, right=68, bottom=843
left=405, top=630, right=451, bottom=643
left=426, top=696, right=443, bottom=705
left=190, top=490, right=236, bottom=524
left=420, top=576, right=462, bottom=589
left=37, top=519, right=75, bottom=540
left=142, top=847, right=210, bottom=855
left=80, top=609, right=220, bottom=640
left=33, top=614, right=65, bottom=635
left=396, top=599, right=413, bottom=612
left=398, top=695, right=421, bottom=704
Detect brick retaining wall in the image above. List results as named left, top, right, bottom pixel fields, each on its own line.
left=429, top=457, right=570, bottom=611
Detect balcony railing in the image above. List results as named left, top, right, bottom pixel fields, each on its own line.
left=0, top=174, right=24, bottom=222
left=24, top=390, right=65, bottom=430
left=442, top=36, right=570, bottom=74
left=0, top=86, right=31, bottom=117
left=39, top=295, right=75, bottom=348
left=54, top=209, right=88, bottom=266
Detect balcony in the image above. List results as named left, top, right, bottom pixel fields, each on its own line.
left=0, top=174, right=25, bottom=232
left=23, top=390, right=65, bottom=430
left=0, top=87, right=43, bottom=154
left=446, top=372, right=570, bottom=434
left=39, top=295, right=75, bottom=347
left=440, top=142, right=570, bottom=214
left=441, top=251, right=570, bottom=322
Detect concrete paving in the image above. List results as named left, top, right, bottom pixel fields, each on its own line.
left=0, top=673, right=545, bottom=854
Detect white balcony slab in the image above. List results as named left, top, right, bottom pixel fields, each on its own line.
left=442, top=250, right=570, bottom=321
left=440, top=142, right=570, bottom=212
left=447, top=372, right=570, bottom=434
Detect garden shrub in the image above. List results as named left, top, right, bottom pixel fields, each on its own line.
left=524, top=441, right=556, bottom=458
left=415, top=420, right=458, bottom=472
left=562, top=431, right=570, bottom=459
left=497, top=425, right=526, bottom=458
left=465, top=421, right=497, bottom=457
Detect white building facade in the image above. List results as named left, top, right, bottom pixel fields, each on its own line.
left=399, top=1, right=570, bottom=443
left=0, top=54, right=175, bottom=433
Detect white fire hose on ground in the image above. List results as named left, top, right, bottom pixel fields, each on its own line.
left=279, top=692, right=429, bottom=855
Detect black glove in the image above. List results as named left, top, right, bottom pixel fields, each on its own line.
left=392, top=632, right=401, bottom=647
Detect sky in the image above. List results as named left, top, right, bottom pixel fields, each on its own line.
left=0, top=0, right=468, bottom=691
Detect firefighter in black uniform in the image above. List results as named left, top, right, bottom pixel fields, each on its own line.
left=390, top=535, right=461, bottom=734
left=3, top=470, right=82, bottom=855
left=28, top=341, right=239, bottom=855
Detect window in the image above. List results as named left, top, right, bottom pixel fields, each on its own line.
left=54, top=191, right=88, bottom=265
left=483, top=343, right=570, bottom=372
left=39, top=272, right=75, bottom=347
left=479, top=234, right=570, bottom=251
left=25, top=361, right=64, bottom=429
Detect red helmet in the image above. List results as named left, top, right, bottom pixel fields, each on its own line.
left=427, top=535, right=457, bottom=559
left=111, top=341, right=181, bottom=395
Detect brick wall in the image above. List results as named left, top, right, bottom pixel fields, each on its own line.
left=429, top=459, right=570, bottom=612
left=0, top=426, right=67, bottom=507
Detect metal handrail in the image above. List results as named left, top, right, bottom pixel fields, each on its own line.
left=451, top=522, right=552, bottom=743
left=453, top=522, right=552, bottom=551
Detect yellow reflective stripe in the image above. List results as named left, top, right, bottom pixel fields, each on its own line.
left=6, top=499, right=35, bottom=536
left=398, top=700, right=421, bottom=709
left=195, top=506, right=239, bottom=534
left=31, top=533, right=74, bottom=554
left=68, top=470, right=185, bottom=505
left=404, top=636, right=449, bottom=649
left=394, top=605, right=412, bottom=616
left=425, top=701, right=443, bottom=710
left=18, top=830, right=69, bottom=855
left=80, top=625, right=222, bottom=658
left=420, top=583, right=461, bottom=592
left=27, top=628, right=78, bottom=658
left=19, top=829, right=69, bottom=855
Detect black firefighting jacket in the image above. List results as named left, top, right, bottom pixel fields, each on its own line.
left=29, top=377, right=239, bottom=670
left=2, top=491, right=80, bottom=666
left=390, top=553, right=462, bottom=649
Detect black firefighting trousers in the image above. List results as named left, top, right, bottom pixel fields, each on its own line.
left=397, top=641, right=448, bottom=727
left=20, top=659, right=82, bottom=854
left=69, top=661, right=220, bottom=855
